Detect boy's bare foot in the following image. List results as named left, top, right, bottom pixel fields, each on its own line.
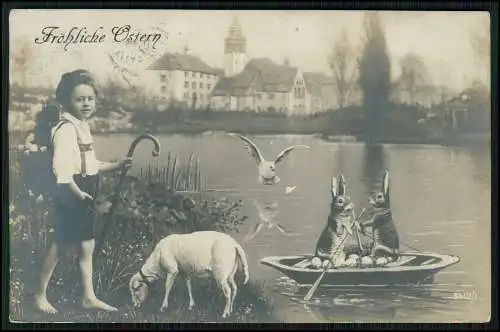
left=35, top=294, right=58, bottom=314
left=82, top=297, right=118, bottom=312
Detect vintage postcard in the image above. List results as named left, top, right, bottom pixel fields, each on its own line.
left=8, top=9, right=492, bottom=324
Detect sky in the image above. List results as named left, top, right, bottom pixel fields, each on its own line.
left=9, top=10, right=490, bottom=92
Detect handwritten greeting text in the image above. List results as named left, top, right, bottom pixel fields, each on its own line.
left=34, top=25, right=165, bottom=51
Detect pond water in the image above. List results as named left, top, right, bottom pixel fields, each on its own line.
left=94, top=133, right=491, bottom=323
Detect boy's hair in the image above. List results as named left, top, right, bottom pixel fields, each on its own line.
left=55, top=69, right=100, bottom=107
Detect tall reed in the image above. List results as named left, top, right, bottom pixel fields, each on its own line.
left=138, top=152, right=205, bottom=192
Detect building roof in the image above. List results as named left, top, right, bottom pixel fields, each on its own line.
left=444, top=94, right=470, bottom=110
left=303, top=72, right=335, bottom=96
left=212, top=57, right=300, bottom=96
left=147, top=52, right=219, bottom=75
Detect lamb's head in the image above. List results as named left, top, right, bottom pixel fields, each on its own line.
left=129, top=272, right=150, bottom=308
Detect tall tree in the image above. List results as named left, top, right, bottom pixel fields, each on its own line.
left=470, top=15, right=490, bottom=87
left=396, top=52, right=431, bottom=105
left=358, top=12, right=391, bottom=143
left=328, top=29, right=359, bottom=109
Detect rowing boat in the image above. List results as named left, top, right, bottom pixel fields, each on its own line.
left=260, top=252, right=460, bottom=287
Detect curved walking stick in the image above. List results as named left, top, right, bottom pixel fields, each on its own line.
left=94, top=134, right=161, bottom=257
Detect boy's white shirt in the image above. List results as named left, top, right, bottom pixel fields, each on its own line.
left=51, top=112, right=108, bottom=183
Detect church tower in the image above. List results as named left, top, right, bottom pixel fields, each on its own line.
left=224, top=17, right=248, bottom=77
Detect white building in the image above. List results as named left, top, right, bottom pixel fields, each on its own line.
left=210, top=18, right=337, bottom=115
left=145, top=52, right=223, bottom=109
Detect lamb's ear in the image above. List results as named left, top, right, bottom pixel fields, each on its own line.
left=383, top=169, right=390, bottom=201
left=331, top=176, right=338, bottom=198
left=338, top=174, right=346, bottom=196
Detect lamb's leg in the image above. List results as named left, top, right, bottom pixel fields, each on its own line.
left=160, top=270, right=178, bottom=313
left=228, top=275, right=237, bottom=314
left=185, top=277, right=195, bottom=310
left=219, top=280, right=232, bottom=319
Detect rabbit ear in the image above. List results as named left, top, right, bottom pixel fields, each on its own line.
left=383, top=169, right=390, bottom=200
left=338, top=174, right=346, bottom=196
left=331, top=176, right=338, bottom=198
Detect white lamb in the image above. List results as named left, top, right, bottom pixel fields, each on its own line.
left=129, top=231, right=250, bottom=318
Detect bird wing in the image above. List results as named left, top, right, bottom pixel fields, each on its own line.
left=274, top=145, right=310, bottom=164
left=227, top=133, right=264, bottom=164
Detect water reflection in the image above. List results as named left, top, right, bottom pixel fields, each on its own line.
left=245, top=198, right=295, bottom=241
left=361, top=143, right=388, bottom=197
left=94, top=134, right=491, bottom=323
left=272, top=276, right=475, bottom=323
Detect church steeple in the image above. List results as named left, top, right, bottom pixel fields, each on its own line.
left=223, top=16, right=249, bottom=77
left=224, top=16, right=246, bottom=54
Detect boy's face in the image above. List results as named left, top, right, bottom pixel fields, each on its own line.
left=67, top=84, right=96, bottom=120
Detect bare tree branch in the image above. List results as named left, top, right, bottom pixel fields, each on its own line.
left=328, top=29, right=359, bottom=109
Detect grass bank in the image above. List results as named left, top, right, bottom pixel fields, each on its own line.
left=8, top=140, right=280, bottom=323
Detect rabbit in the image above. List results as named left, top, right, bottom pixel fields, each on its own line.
left=312, top=175, right=370, bottom=269
left=359, top=169, right=400, bottom=266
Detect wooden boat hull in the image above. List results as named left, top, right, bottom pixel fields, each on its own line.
left=260, top=252, right=460, bottom=287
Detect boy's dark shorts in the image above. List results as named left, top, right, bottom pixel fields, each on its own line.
left=52, top=174, right=99, bottom=247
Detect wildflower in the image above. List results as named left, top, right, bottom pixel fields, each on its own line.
left=9, top=204, right=15, bottom=214
left=39, top=146, right=47, bottom=152
left=28, top=190, right=34, bottom=197
left=36, top=194, right=44, bottom=203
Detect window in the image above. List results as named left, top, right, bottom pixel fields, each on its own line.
left=192, top=82, right=196, bottom=89
left=256, top=93, right=262, bottom=100
left=294, top=87, right=305, bottom=99
left=184, top=92, right=189, bottom=100
left=184, top=81, right=189, bottom=88
left=200, top=73, right=204, bottom=79
left=200, top=82, right=204, bottom=89
left=192, top=72, right=196, bottom=78
left=160, top=74, right=167, bottom=82
left=267, top=92, right=275, bottom=100
left=185, top=71, right=189, bottom=78
left=207, top=84, right=211, bottom=90
left=161, top=86, right=167, bottom=93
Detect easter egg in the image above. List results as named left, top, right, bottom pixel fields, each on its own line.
left=333, top=257, right=346, bottom=269
left=322, top=260, right=331, bottom=269
left=348, top=254, right=360, bottom=261
left=311, top=257, right=322, bottom=269
left=361, top=256, right=373, bottom=267
left=344, top=258, right=357, bottom=268
left=376, top=257, right=389, bottom=266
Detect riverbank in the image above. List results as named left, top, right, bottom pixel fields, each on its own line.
left=9, top=96, right=491, bottom=147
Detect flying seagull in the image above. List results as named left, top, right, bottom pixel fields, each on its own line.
left=227, top=133, right=310, bottom=185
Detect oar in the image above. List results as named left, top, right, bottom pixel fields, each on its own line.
left=352, top=209, right=364, bottom=253
left=303, top=208, right=366, bottom=302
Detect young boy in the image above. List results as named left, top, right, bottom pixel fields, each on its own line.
left=34, top=69, right=132, bottom=314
